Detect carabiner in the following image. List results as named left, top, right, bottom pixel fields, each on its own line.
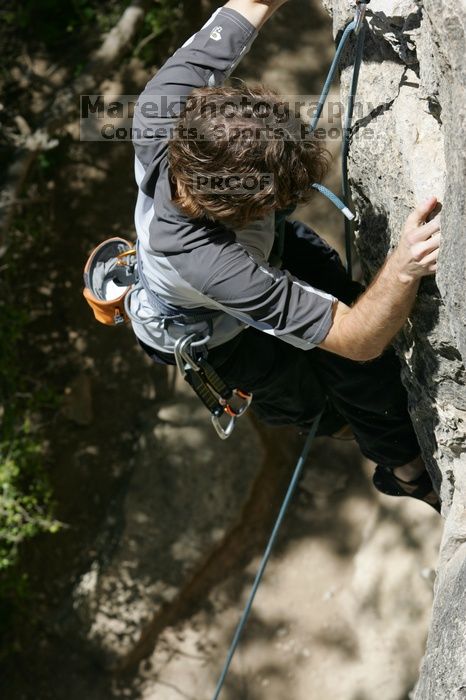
left=174, top=328, right=212, bottom=376
left=174, top=334, right=198, bottom=377
left=211, top=412, right=237, bottom=441
left=116, top=248, right=137, bottom=265
left=213, top=389, right=252, bottom=439
left=175, top=334, right=253, bottom=439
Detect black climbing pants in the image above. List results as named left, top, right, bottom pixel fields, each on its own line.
left=139, top=220, right=421, bottom=468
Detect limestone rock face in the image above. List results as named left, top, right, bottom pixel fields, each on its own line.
left=322, top=1, right=466, bottom=696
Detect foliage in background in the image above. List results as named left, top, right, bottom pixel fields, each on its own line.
left=136, top=0, right=185, bottom=61
left=0, top=272, right=61, bottom=578
left=0, top=0, right=201, bottom=627
left=144, top=0, right=185, bottom=38
left=0, top=0, right=199, bottom=586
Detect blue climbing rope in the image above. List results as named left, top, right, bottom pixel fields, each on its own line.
left=211, top=5, right=370, bottom=696
left=311, top=1, right=370, bottom=279
left=277, top=2, right=369, bottom=274
left=310, top=19, right=357, bottom=132
left=342, top=18, right=367, bottom=279
left=312, top=183, right=355, bottom=221
left=212, top=411, right=323, bottom=700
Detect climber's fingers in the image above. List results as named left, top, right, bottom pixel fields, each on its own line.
left=410, top=232, right=441, bottom=264
left=408, top=215, right=441, bottom=243
left=422, top=247, right=440, bottom=266
left=397, top=208, right=441, bottom=279
left=415, top=217, right=441, bottom=241
left=405, top=196, right=438, bottom=228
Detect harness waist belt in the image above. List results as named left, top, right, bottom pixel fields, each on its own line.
left=136, top=241, right=222, bottom=325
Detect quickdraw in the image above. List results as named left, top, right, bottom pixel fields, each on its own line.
left=173, top=331, right=252, bottom=440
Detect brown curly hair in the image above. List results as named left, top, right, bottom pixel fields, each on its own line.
left=168, top=84, right=329, bottom=228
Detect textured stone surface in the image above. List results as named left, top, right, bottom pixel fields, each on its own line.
left=71, top=375, right=264, bottom=663
left=323, top=1, right=466, bottom=696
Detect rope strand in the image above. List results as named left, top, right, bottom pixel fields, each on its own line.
left=212, top=412, right=323, bottom=700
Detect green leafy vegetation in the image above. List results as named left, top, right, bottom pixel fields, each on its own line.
left=135, top=0, right=192, bottom=62
left=2, top=0, right=197, bottom=69
left=0, top=431, right=60, bottom=573
left=0, top=0, right=195, bottom=586
left=0, top=328, right=60, bottom=580
left=0, top=0, right=199, bottom=648
left=143, top=0, right=184, bottom=40
left=0, top=240, right=61, bottom=578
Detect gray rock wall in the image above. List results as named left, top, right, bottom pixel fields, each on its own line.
left=322, top=1, right=466, bottom=696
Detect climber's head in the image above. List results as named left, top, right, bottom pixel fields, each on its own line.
left=168, top=84, right=329, bottom=229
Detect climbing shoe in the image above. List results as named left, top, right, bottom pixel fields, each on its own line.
left=373, top=464, right=441, bottom=514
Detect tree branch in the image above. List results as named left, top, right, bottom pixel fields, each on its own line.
left=0, top=0, right=152, bottom=237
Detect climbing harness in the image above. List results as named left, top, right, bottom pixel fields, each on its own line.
left=83, top=239, right=252, bottom=439
left=211, top=4, right=370, bottom=696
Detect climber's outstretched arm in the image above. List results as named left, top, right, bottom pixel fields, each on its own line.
left=225, top=0, right=290, bottom=29
left=319, top=196, right=441, bottom=361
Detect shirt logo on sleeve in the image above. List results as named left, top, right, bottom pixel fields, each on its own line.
left=210, top=26, right=223, bottom=41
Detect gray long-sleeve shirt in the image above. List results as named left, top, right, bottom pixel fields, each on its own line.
left=130, top=6, right=336, bottom=353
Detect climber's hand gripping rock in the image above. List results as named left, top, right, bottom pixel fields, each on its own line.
left=393, top=196, right=441, bottom=283
left=318, top=196, right=442, bottom=362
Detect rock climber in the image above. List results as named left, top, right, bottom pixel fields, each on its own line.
left=129, top=0, right=442, bottom=512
